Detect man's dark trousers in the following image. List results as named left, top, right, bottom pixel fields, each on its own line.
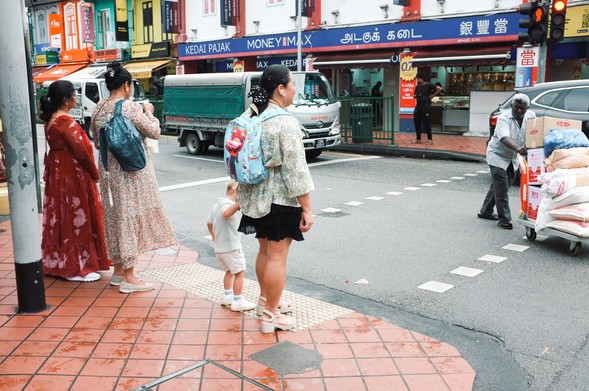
left=413, top=105, right=432, bottom=141
left=480, top=163, right=516, bottom=222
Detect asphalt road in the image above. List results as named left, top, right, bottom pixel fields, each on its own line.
left=38, top=130, right=589, bottom=390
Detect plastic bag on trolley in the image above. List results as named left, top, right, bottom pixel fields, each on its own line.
left=543, top=128, right=589, bottom=158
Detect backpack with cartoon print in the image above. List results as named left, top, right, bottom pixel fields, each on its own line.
left=224, top=106, right=287, bottom=184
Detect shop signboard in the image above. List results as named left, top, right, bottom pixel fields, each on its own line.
left=61, top=48, right=91, bottom=63
left=48, top=13, right=62, bottom=49
left=131, top=42, right=170, bottom=58
left=399, top=53, right=417, bottom=114
left=179, top=12, right=520, bottom=60
left=94, top=48, right=121, bottom=62
left=515, top=46, right=539, bottom=88
left=220, top=0, right=237, bottom=26
left=564, top=5, right=589, bottom=37
left=36, top=54, right=47, bottom=66
left=80, top=2, right=95, bottom=43
left=115, top=0, right=129, bottom=41
left=35, top=43, right=52, bottom=55
left=162, top=0, right=179, bottom=34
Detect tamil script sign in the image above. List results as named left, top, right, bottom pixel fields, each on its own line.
left=179, top=12, right=520, bottom=60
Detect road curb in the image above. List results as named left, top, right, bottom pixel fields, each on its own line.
left=331, top=143, right=486, bottom=163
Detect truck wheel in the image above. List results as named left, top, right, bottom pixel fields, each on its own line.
left=186, top=132, right=206, bottom=155
left=305, top=149, right=323, bottom=160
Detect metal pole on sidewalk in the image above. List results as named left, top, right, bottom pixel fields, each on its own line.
left=0, top=0, right=47, bottom=313
left=297, top=0, right=302, bottom=71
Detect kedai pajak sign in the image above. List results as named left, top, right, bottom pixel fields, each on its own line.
left=179, top=13, right=520, bottom=60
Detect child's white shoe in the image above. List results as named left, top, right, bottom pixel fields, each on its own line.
left=231, top=298, right=256, bottom=312
left=221, top=294, right=233, bottom=307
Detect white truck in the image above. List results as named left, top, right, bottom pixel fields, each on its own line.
left=43, top=64, right=149, bottom=133
left=163, top=71, right=341, bottom=158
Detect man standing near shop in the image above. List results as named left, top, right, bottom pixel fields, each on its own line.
left=411, top=73, right=442, bottom=145
left=479, top=93, right=535, bottom=230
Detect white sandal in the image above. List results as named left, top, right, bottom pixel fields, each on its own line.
left=256, top=296, right=294, bottom=316
left=260, top=309, right=295, bottom=333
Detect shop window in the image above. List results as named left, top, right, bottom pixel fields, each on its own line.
left=143, top=2, right=153, bottom=43
left=535, top=90, right=560, bottom=108
left=37, top=13, right=46, bottom=43
left=203, top=0, right=216, bottom=16
left=561, top=88, right=589, bottom=113
left=85, top=83, right=100, bottom=104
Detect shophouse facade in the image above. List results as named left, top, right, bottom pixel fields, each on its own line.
left=27, top=0, right=589, bottom=135
left=177, top=0, right=589, bottom=135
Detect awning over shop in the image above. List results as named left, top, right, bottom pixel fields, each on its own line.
left=313, top=52, right=393, bottom=68
left=33, top=63, right=88, bottom=84
left=410, top=45, right=512, bottom=65
left=31, top=66, right=50, bottom=79
left=124, top=59, right=174, bottom=79
left=313, top=44, right=513, bottom=68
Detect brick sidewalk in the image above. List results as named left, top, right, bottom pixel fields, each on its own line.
left=0, top=220, right=475, bottom=391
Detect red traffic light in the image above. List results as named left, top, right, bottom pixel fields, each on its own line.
left=531, top=5, right=547, bottom=23
left=553, top=0, right=567, bottom=12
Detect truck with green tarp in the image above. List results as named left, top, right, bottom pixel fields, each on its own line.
left=162, top=71, right=341, bottom=158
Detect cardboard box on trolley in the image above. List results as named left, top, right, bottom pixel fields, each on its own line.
left=525, top=116, right=583, bottom=149
left=528, top=185, right=544, bottom=221
left=527, top=148, right=546, bottom=184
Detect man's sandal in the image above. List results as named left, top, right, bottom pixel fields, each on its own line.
left=409, top=139, right=422, bottom=144
left=260, top=310, right=295, bottom=333
left=256, top=296, right=294, bottom=316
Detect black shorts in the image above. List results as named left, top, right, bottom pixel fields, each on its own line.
left=238, top=203, right=304, bottom=242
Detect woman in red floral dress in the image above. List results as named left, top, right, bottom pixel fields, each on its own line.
left=39, top=80, right=110, bottom=282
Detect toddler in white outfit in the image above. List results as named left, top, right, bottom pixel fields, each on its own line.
left=207, top=180, right=255, bottom=312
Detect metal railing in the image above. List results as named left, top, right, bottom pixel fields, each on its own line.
left=338, top=95, right=395, bottom=145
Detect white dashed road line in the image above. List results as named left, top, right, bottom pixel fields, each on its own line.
left=420, top=183, right=437, bottom=187
left=386, top=191, right=403, bottom=196
left=450, top=267, right=484, bottom=277
left=502, top=244, right=529, bottom=252
left=436, top=180, right=452, bottom=183
left=403, top=187, right=420, bottom=191
left=366, top=196, right=385, bottom=201
left=463, top=173, right=478, bottom=177
left=345, top=201, right=363, bottom=206
left=478, top=254, right=508, bottom=263
left=418, top=281, right=454, bottom=293
left=321, top=207, right=342, bottom=213
left=450, top=176, right=465, bottom=180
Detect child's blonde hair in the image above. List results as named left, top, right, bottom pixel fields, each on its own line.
left=227, top=179, right=239, bottom=192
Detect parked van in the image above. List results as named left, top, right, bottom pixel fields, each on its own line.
left=163, top=71, right=341, bottom=158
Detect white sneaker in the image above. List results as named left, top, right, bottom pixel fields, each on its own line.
left=66, top=272, right=101, bottom=282
left=231, top=298, right=256, bottom=312
left=221, top=294, right=233, bottom=307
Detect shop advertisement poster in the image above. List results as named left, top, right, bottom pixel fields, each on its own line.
left=515, top=46, right=539, bottom=88
left=49, top=14, right=62, bottom=49
left=399, top=53, right=417, bottom=114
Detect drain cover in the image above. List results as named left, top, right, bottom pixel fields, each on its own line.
left=249, top=341, right=323, bottom=376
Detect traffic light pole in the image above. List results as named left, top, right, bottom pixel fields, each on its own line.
left=537, top=43, right=547, bottom=83
left=0, top=0, right=47, bottom=313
